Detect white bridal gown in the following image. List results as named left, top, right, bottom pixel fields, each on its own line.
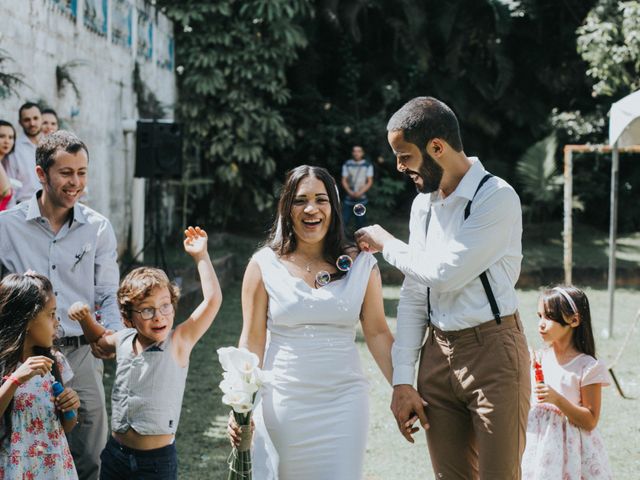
left=251, top=247, right=375, bottom=480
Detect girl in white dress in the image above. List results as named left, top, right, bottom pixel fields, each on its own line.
left=234, top=165, right=394, bottom=480
left=522, top=285, right=613, bottom=479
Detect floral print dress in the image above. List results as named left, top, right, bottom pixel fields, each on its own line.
left=0, top=355, right=77, bottom=480
left=522, top=348, right=613, bottom=480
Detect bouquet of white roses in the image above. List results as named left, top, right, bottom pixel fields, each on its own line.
left=217, top=346, right=271, bottom=480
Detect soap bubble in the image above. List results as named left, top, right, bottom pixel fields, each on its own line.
left=336, top=255, right=353, bottom=272
left=55, top=322, right=65, bottom=341
left=353, top=203, right=366, bottom=217
left=315, top=270, right=331, bottom=287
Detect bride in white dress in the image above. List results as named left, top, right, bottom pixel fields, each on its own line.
left=235, top=165, right=394, bottom=480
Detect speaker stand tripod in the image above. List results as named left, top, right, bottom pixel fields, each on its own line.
left=124, top=178, right=172, bottom=276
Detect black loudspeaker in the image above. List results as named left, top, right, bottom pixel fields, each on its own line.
left=134, top=120, right=183, bottom=178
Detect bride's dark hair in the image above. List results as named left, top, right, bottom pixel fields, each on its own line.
left=266, top=165, right=354, bottom=265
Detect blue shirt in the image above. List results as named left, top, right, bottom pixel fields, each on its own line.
left=0, top=192, right=122, bottom=336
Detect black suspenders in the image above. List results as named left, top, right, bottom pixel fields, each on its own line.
left=425, top=173, right=501, bottom=326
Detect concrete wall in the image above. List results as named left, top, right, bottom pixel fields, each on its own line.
left=0, top=0, right=176, bottom=254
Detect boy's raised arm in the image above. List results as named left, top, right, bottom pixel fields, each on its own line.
left=174, top=226, right=223, bottom=351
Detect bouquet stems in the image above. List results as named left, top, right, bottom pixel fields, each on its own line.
left=228, top=411, right=253, bottom=480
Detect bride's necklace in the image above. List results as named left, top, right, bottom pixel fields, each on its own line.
left=288, top=254, right=322, bottom=273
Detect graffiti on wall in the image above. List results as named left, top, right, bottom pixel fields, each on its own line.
left=112, top=0, right=132, bottom=48
left=84, top=0, right=107, bottom=35
left=48, top=0, right=172, bottom=69
left=155, top=21, right=174, bottom=71
left=52, top=0, right=77, bottom=18
left=137, top=7, right=153, bottom=60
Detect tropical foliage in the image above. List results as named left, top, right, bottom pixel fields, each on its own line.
left=515, top=134, right=563, bottom=222
left=157, top=0, right=640, bottom=231
left=0, top=48, right=24, bottom=99
left=577, top=0, right=640, bottom=98
left=158, top=0, right=312, bottom=228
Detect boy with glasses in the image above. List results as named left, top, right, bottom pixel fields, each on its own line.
left=68, top=226, right=222, bottom=479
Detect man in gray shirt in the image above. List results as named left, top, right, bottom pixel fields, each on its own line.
left=0, top=130, right=122, bottom=480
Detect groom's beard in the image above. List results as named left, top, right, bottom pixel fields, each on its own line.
left=405, top=151, right=443, bottom=194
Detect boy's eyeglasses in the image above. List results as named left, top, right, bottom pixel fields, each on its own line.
left=131, top=303, right=174, bottom=320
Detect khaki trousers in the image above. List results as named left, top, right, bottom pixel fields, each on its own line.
left=417, top=313, right=530, bottom=480
left=61, top=344, right=109, bottom=480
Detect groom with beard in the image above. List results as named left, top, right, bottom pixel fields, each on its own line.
left=355, top=97, right=530, bottom=479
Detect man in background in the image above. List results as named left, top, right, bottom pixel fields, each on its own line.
left=341, top=145, right=374, bottom=234
left=13, top=102, right=43, bottom=201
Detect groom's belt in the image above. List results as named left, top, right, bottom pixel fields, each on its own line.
left=429, top=311, right=521, bottom=341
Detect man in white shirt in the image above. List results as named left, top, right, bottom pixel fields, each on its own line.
left=12, top=102, right=43, bottom=201
left=355, top=97, right=529, bottom=479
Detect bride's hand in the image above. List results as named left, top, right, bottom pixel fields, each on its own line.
left=227, top=411, right=255, bottom=448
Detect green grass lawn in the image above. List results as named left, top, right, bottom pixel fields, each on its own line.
left=102, top=217, right=640, bottom=478
left=102, top=280, right=639, bottom=479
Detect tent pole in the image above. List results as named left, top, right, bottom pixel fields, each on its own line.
left=607, top=142, right=619, bottom=337
left=563, top=147, right=573, bottom=284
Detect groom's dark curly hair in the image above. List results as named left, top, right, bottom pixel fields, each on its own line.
left=266, top=165, right=355, bottom=267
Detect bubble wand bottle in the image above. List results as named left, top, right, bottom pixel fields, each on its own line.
left=533, top=351, right=544, bottom=384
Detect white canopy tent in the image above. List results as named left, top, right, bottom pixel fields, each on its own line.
left=563, top=90, right=640, bottom=337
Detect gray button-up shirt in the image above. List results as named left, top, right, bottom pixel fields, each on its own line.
left=0, top=192, right=122, bottom=336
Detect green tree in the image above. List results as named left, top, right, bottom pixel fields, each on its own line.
left=158, top=0, right=312, bottom=228
left=159, top=0, right=602, bottom=227
left=282, top=0, right=597, bottom=205
left=577, top=0, right=640, bottom=98
left=551, top=1, right=640, bottom=233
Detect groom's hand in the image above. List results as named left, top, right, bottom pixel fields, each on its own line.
left=354, top=225, right=395, bottom=254
left=391, top=384, right=429, bottom=443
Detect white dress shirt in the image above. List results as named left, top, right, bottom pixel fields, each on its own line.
left=383, top=158, right=522, bottom=386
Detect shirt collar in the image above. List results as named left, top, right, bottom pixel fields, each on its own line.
left=17, top=135, right=36, bottom=149
left=25, top=191, right=87, bottom=225
left=25, top=192, right=43, bottom=221
left=143, top=337, right=167, bottom=352
left=450, top=157, right=486, bottom=201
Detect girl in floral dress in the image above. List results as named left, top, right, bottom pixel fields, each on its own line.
left=522, top=285, right=613, bottom=479
left=0, top=273, right=80, bottom=479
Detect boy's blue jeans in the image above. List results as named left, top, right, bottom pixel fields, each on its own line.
left=100, top=436, right=178, bottom=480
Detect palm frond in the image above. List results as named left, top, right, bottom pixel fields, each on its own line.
left=516, top=133, right=561, bottom=203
